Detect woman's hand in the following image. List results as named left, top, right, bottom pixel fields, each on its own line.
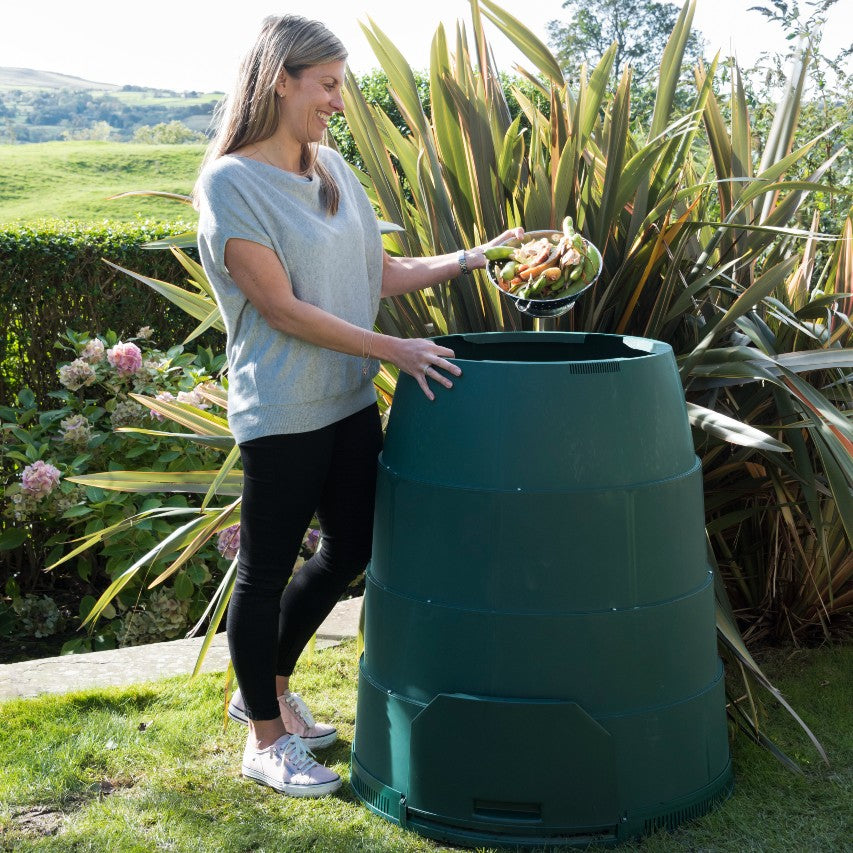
left=465, top=227, right=525, bottom=271
left=383, top=336, right=462, bottom=401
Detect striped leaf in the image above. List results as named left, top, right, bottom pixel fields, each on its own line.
left=129, top=394, right=231, bottom=436
left=687, top=403, right=791, bottom=452
left=477, top=0, right=564, bottom=86
left=103, top=260, right=225, bottom=332
left=68, top=470, right=243, bottom=496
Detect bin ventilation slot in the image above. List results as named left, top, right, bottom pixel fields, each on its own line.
left=642, top=783, right=732, bottom=835
left=569, top=361, right=620, bottom=374
left=473, top=800, right=542, bottom=822
left=351, top=771, right=403, bottom=822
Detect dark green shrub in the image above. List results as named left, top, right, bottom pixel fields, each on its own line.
left=0, top=219, right=214, bottom=406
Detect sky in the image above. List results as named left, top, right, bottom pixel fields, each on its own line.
left=1, top=0, right=850, bottom=93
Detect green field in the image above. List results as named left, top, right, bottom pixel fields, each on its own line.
left=0, top=141, right=206, bottom=224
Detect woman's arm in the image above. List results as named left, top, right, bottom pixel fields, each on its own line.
left=380, top=228, right=524, bottom=297
left=224, top=238, right=461, bottom=400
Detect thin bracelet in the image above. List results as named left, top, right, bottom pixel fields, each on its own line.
left=457, top=249, right=469, bottom=275
left=362, top=330, right=375, bottom=376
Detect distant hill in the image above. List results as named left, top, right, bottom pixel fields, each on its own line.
left=0, top=67, right=119, bottom=91
left=0, top=71, right=221, bottom=144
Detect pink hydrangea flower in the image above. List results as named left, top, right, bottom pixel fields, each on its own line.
left=150, top=390, right=176, bottom=422
left=21, top=460, right=61, bottom=499
left=107, top=341, right=143, bottom=375
left=305, top=528, right=320, bottom=552
left=217, top=524, right=241, bottom=560
left=80, top=338, right=105, bottom=364
left=177, top=387, right=211, bottom=409
left=59, top=414, right=93, bottom=447
left=110, top=400, right=145, bottom=429
left=58, top=358, right=97, bottom=391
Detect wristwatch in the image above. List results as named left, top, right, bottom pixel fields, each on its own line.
left=457, top=249, right=469, bottom=275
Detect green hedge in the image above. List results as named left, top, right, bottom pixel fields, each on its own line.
left=0, top=220, right=216, bottom=405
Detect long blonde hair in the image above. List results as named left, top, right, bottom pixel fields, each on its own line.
left=195, top=15, right=347, bottom=214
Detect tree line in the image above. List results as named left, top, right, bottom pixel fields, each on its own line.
left=0, top=87, right=217, bottom=143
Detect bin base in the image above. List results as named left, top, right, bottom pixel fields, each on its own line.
left=351, top=752, right=733, bottom=849
left=351, top=669, right=734, bottom=849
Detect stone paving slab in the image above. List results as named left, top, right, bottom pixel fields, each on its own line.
left=0, top=595, right=362, bottom=701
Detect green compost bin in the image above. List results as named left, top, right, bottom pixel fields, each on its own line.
left=351, top=332, right=733, bottom=848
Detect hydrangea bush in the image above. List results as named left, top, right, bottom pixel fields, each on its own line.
left=1, top=328, right=329, bottom=654
left=0, top=328, right=229, bottom=651
left=12, top=593, right=67, bottom=638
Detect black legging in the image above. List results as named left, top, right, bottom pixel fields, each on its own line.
left=228, top=403, right=383, bottom=721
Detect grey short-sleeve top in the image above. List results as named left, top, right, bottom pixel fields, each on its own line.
left=196, top=146, right=383, bottom=442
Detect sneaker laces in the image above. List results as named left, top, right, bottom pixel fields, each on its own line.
left=271, top=734, right=319, bottom=774
left=283, top=692, right=316, bottom=727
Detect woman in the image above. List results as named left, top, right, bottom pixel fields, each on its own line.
left=195, top=14, right=520, bottom=798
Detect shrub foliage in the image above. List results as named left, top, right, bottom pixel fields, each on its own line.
left=0, top=328, right=227, bottom=653
left=0, top=220, right=206, bottom=406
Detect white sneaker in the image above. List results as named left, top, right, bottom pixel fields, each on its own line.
left=242, top=734, right=341, bottom=797
left=228, top=688, right=338, bottom=750
left=278, top=691, right=338, bottom=750
left=227, top=687, right=253, bottom=725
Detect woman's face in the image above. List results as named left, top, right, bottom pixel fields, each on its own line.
left=278, top=60, right=346, bottom=145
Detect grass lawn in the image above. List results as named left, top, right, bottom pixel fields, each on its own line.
left=0, top=141, right=204, bottom=224
left=0, top=641, right=849, bottom=852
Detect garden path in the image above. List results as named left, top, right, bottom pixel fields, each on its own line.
left=0, top=595, right=362, bottom=701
